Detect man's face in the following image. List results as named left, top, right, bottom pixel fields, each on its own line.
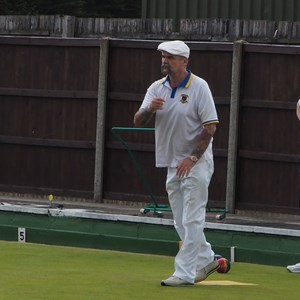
left=161, top=51, right=187, bottom=76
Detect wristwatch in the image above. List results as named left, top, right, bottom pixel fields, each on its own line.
left=189, top=156, right=198, bottom=163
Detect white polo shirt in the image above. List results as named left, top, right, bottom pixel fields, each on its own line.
left=140, top=71, right=219, bottom=168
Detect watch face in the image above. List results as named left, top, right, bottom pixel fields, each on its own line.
left=190, top=156, right=198, bottom=162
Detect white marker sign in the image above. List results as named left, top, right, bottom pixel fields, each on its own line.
left=18, top=227, right=26, bottom=243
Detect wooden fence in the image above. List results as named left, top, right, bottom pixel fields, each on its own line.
left=0, top=15, right=300, bottom=43
left=0, top=36, right=299, bottom=214
left=103, top=40, right=232, bottom=209
left=0, top=37, right=100, bottom=198
left=234, top=43, right=300, bottom=214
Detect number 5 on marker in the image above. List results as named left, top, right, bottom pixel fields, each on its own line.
left=18, top=228, right=26, bottom=243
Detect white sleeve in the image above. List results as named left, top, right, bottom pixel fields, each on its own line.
left=139, top=82, right=157, bottom=110
left=197, top=81, right=219, bottom=125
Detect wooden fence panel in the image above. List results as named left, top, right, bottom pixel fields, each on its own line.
left=104, top=40, right=165, bottom=203
left=103, top=40, right=232, bottom=207
left=236, top=44, right=300, bottom=214
left=0, top=37, right=100, bottom=197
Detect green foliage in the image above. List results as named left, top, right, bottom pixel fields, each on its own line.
left=0, top=0, right=141, bottom=17
left=36, top=0, right=87, bottom=15
left=0, top=0, right=40, bottom=14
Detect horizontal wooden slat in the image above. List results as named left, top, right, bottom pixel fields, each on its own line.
left=106, top=141, right=154, bottom=152
left=0, top=136, right=95, bottom=149
left=213, top=149, right=228, bottom=158
left=0, top=88, right=97, bottom=99
left=188, top=42, right=233, bottom=52
left=239, top=150, right=300, bottom=163
left=108, top=92, right=144, bottom=101
left=244, top=43, right=300, bottom=55
left=108, top=92, right=230, bottom=105
left=107, top=141, right=228, bottom=157
left=215, top=97, right=231, bottom=105
left=110, top=39, right=161, bottom=49
left=242, top=99, right=297, bottom=110
left=110, top=39, right=233, bottom=52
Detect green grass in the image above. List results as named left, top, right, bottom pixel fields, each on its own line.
left=0, top=241, right=299, bottom=300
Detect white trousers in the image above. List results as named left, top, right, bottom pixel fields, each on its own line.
left=166, top=159, right=215, bottom=283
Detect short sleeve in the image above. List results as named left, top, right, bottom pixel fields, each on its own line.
left=139, top=82, right=158, bottom=110
left=197, top=80, right=219, bottom=126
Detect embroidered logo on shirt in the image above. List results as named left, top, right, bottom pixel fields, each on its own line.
left=180, top=94, right=189, bottom=104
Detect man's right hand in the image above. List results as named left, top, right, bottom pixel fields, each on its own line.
left=149, top=97, right=165, bottom=112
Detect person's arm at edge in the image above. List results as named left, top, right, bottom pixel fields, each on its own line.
left=296, top=99, right=300, bottom=121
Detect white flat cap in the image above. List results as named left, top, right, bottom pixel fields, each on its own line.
left=157, top=40, right=190, bottom=58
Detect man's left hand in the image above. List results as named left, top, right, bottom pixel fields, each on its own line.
left=176, top=158, right=196, bottom=178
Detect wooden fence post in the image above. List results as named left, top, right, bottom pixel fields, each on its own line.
left=226, top=40, right=245, bottom=213
left=94, top=38, right=109, bottom=202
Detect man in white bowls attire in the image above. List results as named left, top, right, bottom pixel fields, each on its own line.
left=134, top=40, right=219, bottom=286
